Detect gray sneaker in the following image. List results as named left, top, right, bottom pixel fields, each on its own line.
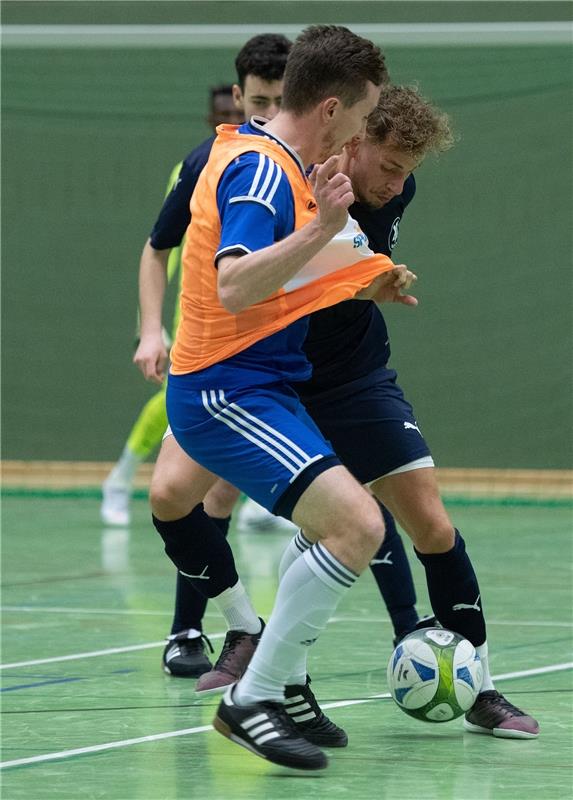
left=464, top=690, right=539, bottom=739
left=195, top=619, right=264, bottom=695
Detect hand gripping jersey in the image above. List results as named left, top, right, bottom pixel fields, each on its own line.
left=170, top=125, right=395, bottom=375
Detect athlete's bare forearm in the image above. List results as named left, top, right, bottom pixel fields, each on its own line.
left=134, top=239, right=171, bottom=383
left=218, top=156, right=354, bottom=314
left=138, top=239, right=170, bottom=338
left=217, top=219, right=333, bottom=314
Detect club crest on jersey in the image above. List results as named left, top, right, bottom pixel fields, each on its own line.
left=353, top=232, right=369, bottom=249
left=388, top=217, right=401, bottom=251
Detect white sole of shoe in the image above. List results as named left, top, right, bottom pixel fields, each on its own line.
left=463, top=719, right=539, bottom=739
left=194, top=683, right=230, bottom=696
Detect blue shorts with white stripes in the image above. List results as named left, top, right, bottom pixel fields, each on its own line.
left=166, top=374, right=340, bottom=517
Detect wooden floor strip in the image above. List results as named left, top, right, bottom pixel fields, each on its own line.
left=1, top=461, right=571, bottom=499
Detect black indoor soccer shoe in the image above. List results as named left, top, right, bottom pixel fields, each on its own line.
left=213, top=685, right=328, bottom=771
left=284, top=676, right=348, bottom=747
left=162, top=631, right=214, bottom=678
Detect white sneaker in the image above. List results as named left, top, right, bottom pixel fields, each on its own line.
left=100, top=478, right=131, bottom=526
left=235, top=498, right=297, bottom=534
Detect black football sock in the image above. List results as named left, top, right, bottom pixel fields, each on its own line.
left=415, top=530, right=486, bottom=647
left=169, top=514, right=232, bottom=635
left=154, top=504, right=238, bottom=600
left=370, top=502, right=419, bottom=640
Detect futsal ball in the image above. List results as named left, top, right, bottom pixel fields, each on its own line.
left=387, top=628, right=483, bottom=722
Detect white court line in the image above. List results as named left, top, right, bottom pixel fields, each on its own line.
left=2, top=613, right=571, bottom=669
left=0, top=725, right=214, bottom=769
left=1, top=661, right=570, bottom=770
left=1, top=606, right=224, bottom=618
left=330, top=616, right=573, bottom=628
left=2, top=22, right=571, bottom=48
left=4, top=606, right=572, bottom=628
left=0, top=634, right=225, bottom=670
left=1, top=606, right=175, bottom=617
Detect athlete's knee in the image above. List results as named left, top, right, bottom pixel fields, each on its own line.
left=357, top=498, right=386, bottom=553
left=332, top=494, right=385, bottom=559
left=411, top=516, right=455, bottom=554
left=149, top=473, right=193, bottom=521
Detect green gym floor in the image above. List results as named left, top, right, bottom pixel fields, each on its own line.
left=1, top=496, right=572, bottom=799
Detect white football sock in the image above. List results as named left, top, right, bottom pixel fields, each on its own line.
left=278, top=530, right=313, bottom=686
left=212, top=580, right=261, bottom=634
left=107, top=445, right=142, bottom=487
left=278, top=530, right=312, bottom=580
left=476, top=642, right=495, bottom=691
left=234, top=542, right=357, bottom=706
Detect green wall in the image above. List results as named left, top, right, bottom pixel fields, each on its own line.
left=2, top=6, right=572, bottom=468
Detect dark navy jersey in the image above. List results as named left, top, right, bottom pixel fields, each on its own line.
left=149, top=136, right=215, bottom=250
left=297, top=174, right=416, bottom=394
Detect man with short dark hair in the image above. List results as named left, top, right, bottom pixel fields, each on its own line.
left=206, top=85, right=244, bottom=129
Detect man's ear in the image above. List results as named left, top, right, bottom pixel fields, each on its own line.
left=232, top=84, right=244, bottom=111
left=345, top=135, right=362, bottom=157
left=321, top=97, right=340, bottom=121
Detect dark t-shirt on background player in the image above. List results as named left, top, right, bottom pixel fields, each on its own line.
left=150, top=137, right=431, bottom=486
left=150, top=136, right=215, bottom=250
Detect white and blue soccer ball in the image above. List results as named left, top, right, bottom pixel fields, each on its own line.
left=387, top=628, right=483, bottom=722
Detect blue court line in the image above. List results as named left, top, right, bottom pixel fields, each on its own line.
left=2, top=669, right=136, bottom=692
left=1, top=677, right=85, bottom=693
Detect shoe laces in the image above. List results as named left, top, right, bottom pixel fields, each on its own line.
left=213, top=629, right=251, bottom=670
left=479, top=690, right=526, bottom=718
left=174, top=632, right=214, bottom=656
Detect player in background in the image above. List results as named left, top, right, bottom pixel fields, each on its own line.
left=133, top=35, right=430, bottom=683
left=101, top=84, right=243, bottom=529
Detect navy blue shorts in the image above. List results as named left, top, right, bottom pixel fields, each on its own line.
left=297, top=366, right=432, bottom=485
left=167, top=374, right=341, bottom=519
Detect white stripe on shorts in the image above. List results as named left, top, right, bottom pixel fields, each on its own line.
left=366, top=455, right=435, bottom=486
left=219, top=391, right=313, bottom=463
left=201, top=390, right=318, bottom=476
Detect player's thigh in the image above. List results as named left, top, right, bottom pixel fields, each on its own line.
left=150, top=432, right=218, bottom=519
left=371, top=467, right=454, bottom=553
left=292, top=464, right=384, bottom=573
left=301, top=367, right=432, bottom=484
left=168, top=379, right=337, bottom=514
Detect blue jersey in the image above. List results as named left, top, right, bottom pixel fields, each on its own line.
left=172, top=118, right=312, bottom=387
